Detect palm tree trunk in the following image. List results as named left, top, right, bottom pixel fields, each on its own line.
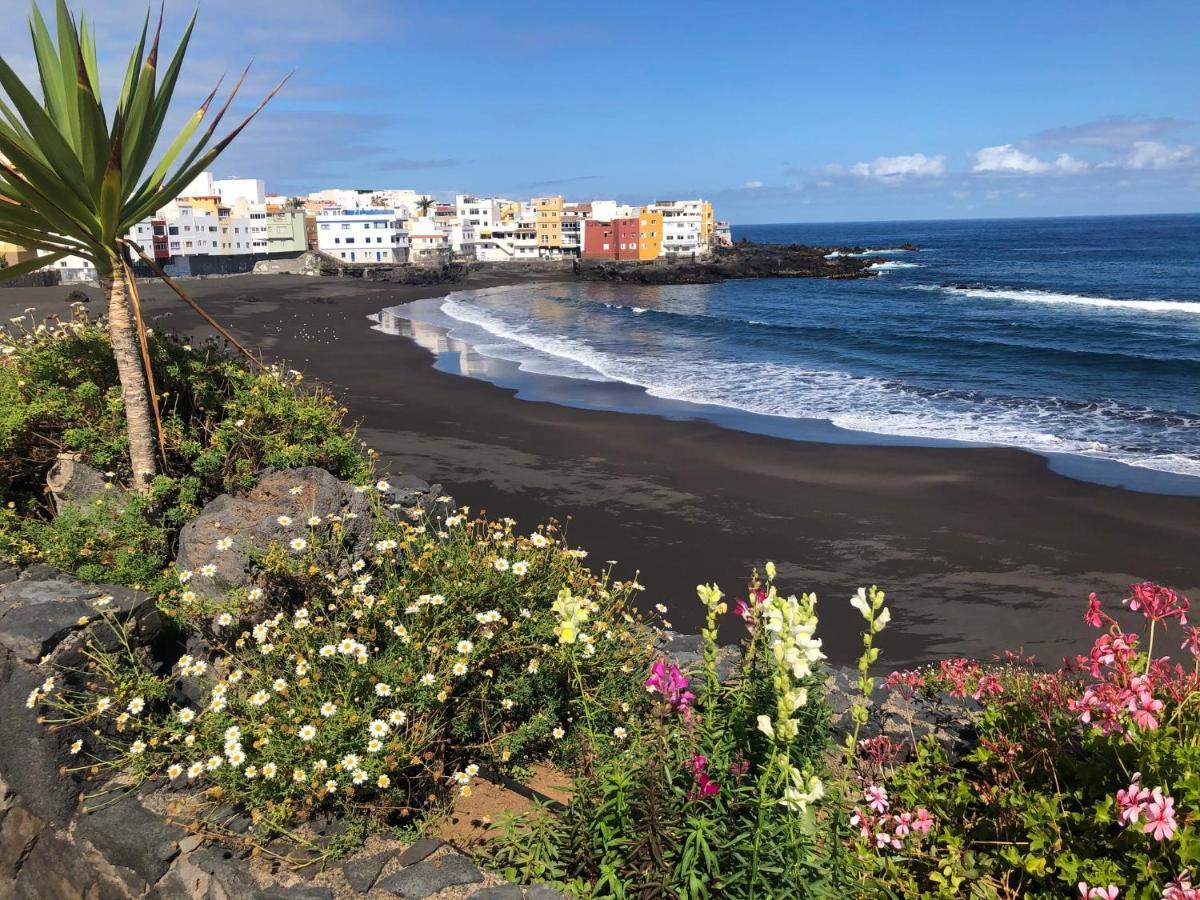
left=101, top=266, right=157, bottom=493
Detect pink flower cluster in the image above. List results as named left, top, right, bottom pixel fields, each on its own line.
left=1164, top=871, right=1200, bottom=900
left=644, top=659, right=694, bottom=711
left=1115, top=773, right=1178, bottom=842
left=1125, top=582, right=1189, bottom=625
left=1077, top=884, right=1118, bottom=899
left=687, top=753, right=720, bottom=800
left=883, top=658, right=1002, bottom=703
left=849, top=785, right=933, bottom=850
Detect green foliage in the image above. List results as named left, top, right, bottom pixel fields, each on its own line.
left=31, top=509, right=654, bottom=841
left=488, top=568, right=842, bottom=899
left=0, top=314, right=370, bottom=586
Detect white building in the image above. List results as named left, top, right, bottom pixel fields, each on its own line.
left=455, top=195, right=504, bottom=230
left=160, top=201, right=221, bottom=256
left=37, top=249, right=96, bottom=282
left=648, top=199, right=707, bottom=255
left=449, top=220, right=476, bottom=257
left=315, top=208, right=409, bottom=264
left=213, top=177, right=265, bottom=206
left=473, top=220, right=539, bottom=262
left=407, top=217, right=452, bottom=265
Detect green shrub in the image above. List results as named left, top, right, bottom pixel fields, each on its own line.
left=0, top=312, right=371, bottom=586
left=30, top=507, right=655, bottom=841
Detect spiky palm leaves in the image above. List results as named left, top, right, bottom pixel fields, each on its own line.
left=0, top=1, right=286, bottom=489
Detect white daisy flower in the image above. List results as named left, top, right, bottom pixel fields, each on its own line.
left=320, top=702, right=337, bottom=718
left=298, top=724, right=317, bottom=741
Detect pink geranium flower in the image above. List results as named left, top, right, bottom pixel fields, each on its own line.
left=1116, top=773, right=1149, bottom=825
left=1125, top=582, right=1189, bottom=626
left=1078, top=884, right=1119, bottom=899
left=1144, top=788, right=1178, bottom=842
left=864, top=785, right=889, bottom=814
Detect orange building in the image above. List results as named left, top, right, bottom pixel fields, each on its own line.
left=534, top=195, right=564, bottom=253
left=637, top=208, right=663, bottom=260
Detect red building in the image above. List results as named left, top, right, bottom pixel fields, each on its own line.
left=150, top=218, right=169, bottom=260
left=583, top=217, right=641, bottom=260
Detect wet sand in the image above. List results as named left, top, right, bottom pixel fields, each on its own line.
left=4, top=272, right=1198, bottom=667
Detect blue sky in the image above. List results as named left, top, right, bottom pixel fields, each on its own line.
left=1, top=0, right=1198, bottom=223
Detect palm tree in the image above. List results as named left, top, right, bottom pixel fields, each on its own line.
left=416, top=196, right=435, bottom=217
left=0, top=1, right=286, bottom=492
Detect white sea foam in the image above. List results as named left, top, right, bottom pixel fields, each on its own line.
left=868, top=261, right=924, bottom=270
left=825, top=248, right=912, bottom=258
left=925, top=285, right=1200, bottom=315
left=435, top=295, right=1200, bottom=478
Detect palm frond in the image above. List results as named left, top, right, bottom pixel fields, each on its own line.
left=0, top=0, right=285, bottom=271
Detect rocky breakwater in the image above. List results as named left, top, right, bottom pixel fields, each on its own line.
left=574, top=242, right=903, bottom=285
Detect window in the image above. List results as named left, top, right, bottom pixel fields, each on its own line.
left=333, top=238, right=340, bottom=244
left=602, top=243, right=610, bottom=250
left=319, top=223, right=330, bottom=230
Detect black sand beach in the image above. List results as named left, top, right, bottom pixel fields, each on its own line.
left=4, top=271, right=1198, bottom=667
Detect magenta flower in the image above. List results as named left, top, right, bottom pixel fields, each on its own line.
left=644, top=659, right=695, bottom=711
left=1084, top=593, right=1107, bottom=629
left=687, top=753, right=720, bottom=799
left=1144, top=788, right=1178, bottom=842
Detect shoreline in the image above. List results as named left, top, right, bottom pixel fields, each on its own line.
left=377, top=284, right=1200, bottom=498
left=2, top=271, right=1199, bottom=666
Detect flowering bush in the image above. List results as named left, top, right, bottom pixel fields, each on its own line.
left=28, top=502, right=654, bottom=840
left=490, top=565, right=889, bottom=898
left=855, top=583, right=1200, bottom=898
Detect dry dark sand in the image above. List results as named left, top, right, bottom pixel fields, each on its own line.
left=4, top=272, right=1199, bottom=667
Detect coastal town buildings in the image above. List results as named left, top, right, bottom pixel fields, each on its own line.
left=315, top=208, right=410, bottom=264
left=7, top=164, right=721, bottom=281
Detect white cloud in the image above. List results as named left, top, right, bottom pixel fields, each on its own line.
left=848, top=152, right=945, bottom=181
left=972, top=144, right=1087, bottom=175
left=742, top=180, right=764, bottom=189
left=1124, top=141, right=1195, bottom=170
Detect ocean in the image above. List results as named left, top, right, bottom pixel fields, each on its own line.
left=375, top=213, right=1200, bottom=495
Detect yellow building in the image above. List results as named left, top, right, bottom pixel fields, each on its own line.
left=499, top=201, right=522, bottom=223
left=701, top=201, right=715, bottom=242
left=1, top=240, right=36, bottom=267
left=534, top=195, right=563, bottom=252
left=637, top=208, right=664, bottom=260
